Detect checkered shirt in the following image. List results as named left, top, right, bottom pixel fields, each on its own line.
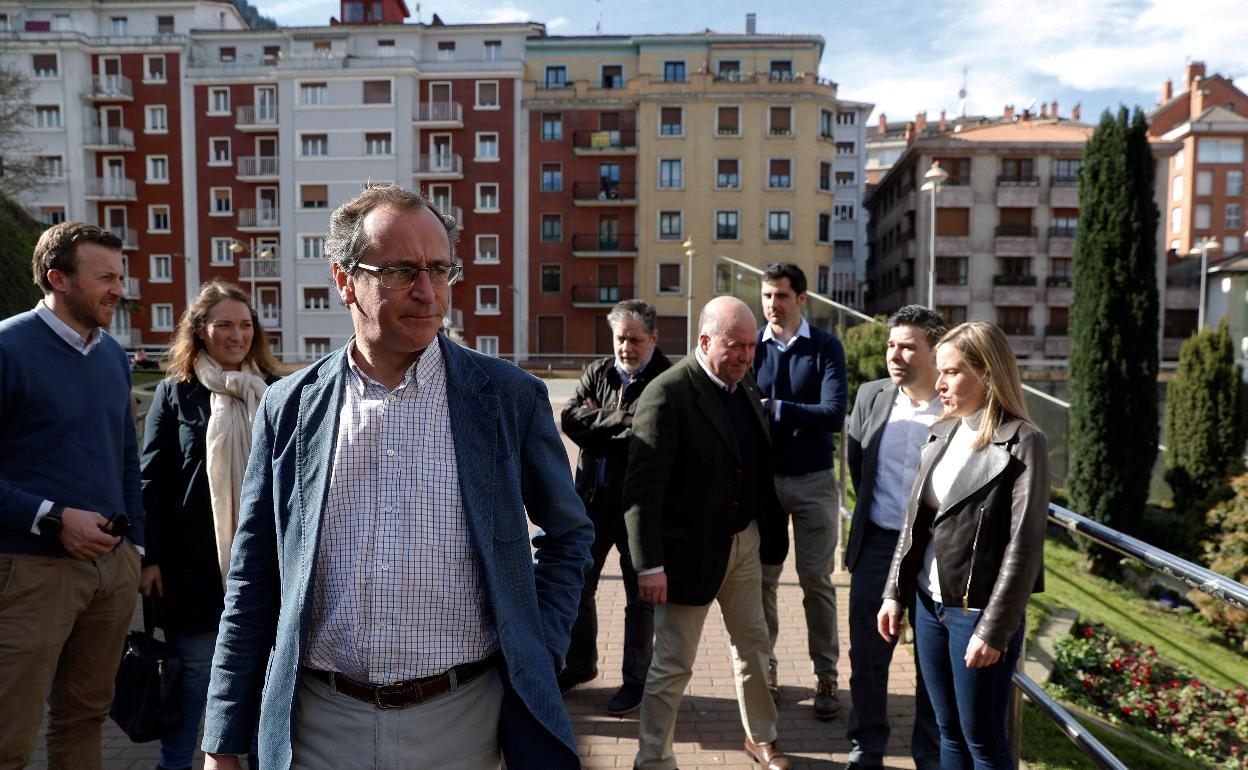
left=303, top=340, right=498, bottom=683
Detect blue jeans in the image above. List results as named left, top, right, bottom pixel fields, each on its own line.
left=159, top=629, right=217, bottom=769
left=913, top=590, right=1023, bottom=770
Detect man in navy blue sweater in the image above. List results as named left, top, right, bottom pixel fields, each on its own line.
left=751, top=262, right=847, bottom=720
left=0, top=222, right=144, bottom=769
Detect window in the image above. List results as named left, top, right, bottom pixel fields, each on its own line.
left=302, top=287, right=331, bottom=311
left=1052, top=158, right=1082, bottom=182
left=717, top=60, right=740, bottom=77
left=219, top=47, right=236, bottom=63
left=837, top=111, right=857, bottom=126
left=149, top=205, right=170, bottom=232
left=540, top=265, right=562, bottom=292
left=301, top=236, right=325, bottom=260
left=364, top=132, right=392, bottom=155
left=153, top=304, right=174, bottom=332
left=211, top=238, right=234, bottom=264
left=660, top=107, right=683, bottom=136
left=663, top=60, right=686, bottom=83
left=475, top=81, right=499, bottom=108
left=484, top=40, right=502, bottom=61
left=301, top=184, right=328, bottom=209
left=301, top=134, right=328, bottom=156
left=935, top=257, right=968, bottom=286
left=1229, top=170, right=1244, bottom=197
left=313, top=41, right=332, bottom=54
left=837, top=141, right=856, bottom=155
left=1171, top=208, right=1183, bottom=233
left=658, top=211, right=683, bottom=240
left=997, top=307, right=1032, bottom=336
left=544, top=65, right=567, bottom=88
left=41, top=207, right=66, bottom=225
left=157, top=16, right=175, bottom=34
left=715, top=210, right=739, bottom=240
left=301, top=82, right=327, bottom=105
left=209, top=87, right=230, bottom=115
left=35, top=106, right=61, bottom=128
left=768, top=158, right=792, bottom=189
left=111, top=17, right=129, bottom=35
left=476, top=337, right=499, bottom=357
left=540, top=163, right=562, bottom=192
left=362, top=80, right=391, bottom=104
left=476, top=132, right=499, bottom=160
left=1171, top=176, right=1185, bottom=202
left=476, top=235, right=499, bottom=263
left=659, top=159, right=683, bottom=189
left=150, top=254, right=171, bottom=282
left=1194, top=204, right=1211, bottom=229
left=1196, top=170, right=1213, bottom=196
left=304, top=338, right=331, bottom=360
left=540, top=214, right=562, bottom=242
left=716, top=158, right=740, bottom=189
left=768, top=211, right=792, bottom=241
left=541, top=112, right=563, bottom=141
left=770, top=59, right=793, bottom=79
left=835, top=203, right=855, bottom=221
left=36, top=156, right=63, bottom=178
left=1228, top=204, right=1243, bottom=230
left=818, top=213, right=831, bottom=243
left=146, top=155, right=168, bottom=182
left=145, top=105, right=167, bottom=133
left=1225, top=236, right=1242, bottom=255
left=32, top=54, right=58, bottom=77
left=717, top=106, right=739, bottom=136
left=476, top=286, right=500, bottom=314
left=209, top=138, right=231, bottom=165
left=476, top=183, right=499, bottom=212
left=437, top=41, right=456, bottom=61
left=1197, top=138, right=1244, bottom=163
left=264, top=45, right=281, bottom=63
left=769, top=107, right=792, bottom=136
left=144, top=55, right=165, bottom=82
left=601, top=65, right=623, bottom=89
left=938, top=306, right=968, bottom=326
left=818, top=266, right=830, bottom=294
left=658, top=263, right=682, bottom=294
left=820, top=109, right=834, bottom=138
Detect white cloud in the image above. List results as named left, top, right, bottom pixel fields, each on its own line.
left=547, top=16, right=569, bottom=30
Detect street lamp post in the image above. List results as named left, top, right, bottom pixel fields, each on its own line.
left=1189, top=236, right=1219, bottom=332
left=229, top=238, right=275, bottom=325
left=682, top=239, right=696, bottom=353
left=919, top=160, right=949, bottom=310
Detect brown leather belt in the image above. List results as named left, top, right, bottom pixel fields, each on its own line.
left=302, top=652, right=500, bottom=710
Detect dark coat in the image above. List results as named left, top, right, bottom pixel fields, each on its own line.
left=845, top=378, right=901, bottom=572
left=139, top=373, right=279, bottom=634
left=623, top=355, right=788, bottom=606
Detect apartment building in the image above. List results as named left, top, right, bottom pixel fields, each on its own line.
left=865, top=107, right=1177, bottom=360
left=522, top=21, right=872, bottom=356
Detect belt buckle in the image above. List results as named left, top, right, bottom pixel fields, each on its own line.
left=374, top=680, right=420, bottom=710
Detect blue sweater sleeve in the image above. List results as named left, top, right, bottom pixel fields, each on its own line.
left=774, top=331, right=848, bottom=433
left=0, top=339, right=47, bottom=534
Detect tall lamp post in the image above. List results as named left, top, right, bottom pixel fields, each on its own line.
left=683, top=238, right=696, bottom=353
left=1189, top=236, right=1219, bottom=332
left=229, top=238, right=275, bottom=324
left=919, top=160, right=948, bottom=310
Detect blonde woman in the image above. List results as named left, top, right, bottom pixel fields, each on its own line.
left=877, top=321, right=1049, bottom=769
left=138, top=281, right=278, bottom=770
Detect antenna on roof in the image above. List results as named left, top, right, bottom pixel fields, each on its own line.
left=415, top=2, right=421, bottom=24
left=595, top=0, right=603, bottom=34
left=958, top=66, right=968, bottom=117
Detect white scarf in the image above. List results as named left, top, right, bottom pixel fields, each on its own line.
left=193, top=354, right=269, bottom=587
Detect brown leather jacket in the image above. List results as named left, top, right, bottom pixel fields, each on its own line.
left=883, top=417, right=1049, bottom=651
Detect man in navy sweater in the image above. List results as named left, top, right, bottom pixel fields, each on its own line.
left=0, top=222, right=144, bottom=768
left=752, top=262, right=847, bottom=719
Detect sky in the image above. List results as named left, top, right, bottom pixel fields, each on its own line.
left=255, top=0, right=1248, bottom=125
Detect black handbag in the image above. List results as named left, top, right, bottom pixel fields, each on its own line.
left=110, top=595, right=185, bottom=742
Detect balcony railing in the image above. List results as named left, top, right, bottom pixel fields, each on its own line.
left=83, top=126, right=135, bottom=149
left=239, top=257, right=281, bottom=280
left=413, top=101, right=463, bottom=124
left=995, top=224, right=1038, bottom=238
left=443, top=307, right=463, bottom=331
left=571, top=130, right=638, bottom=152
left=413, top=154, right=463, bottom=175
left=1046, top=275, right=1072, bottom=288
left=1050, top=175, right=1080, bottom=186
left=88, top=74, right=133, bottom=100
left=996, top=174, right=1040, bottom=186
left=1000, top=323, right=1036, bottom=336
left=571, top=284, right=636, bottom=306
left=258, top=304, right=280, bottom=329
left=993, top=273, right=1038, bottom=286
left=571, top=233, right=638, bottom=254
left=235, top=105, right=278, bottom=128
left=122, top=277, right=140, bottom=299
left=571, top=181, right=637, bottom=202
left=1048, top=225, right=1077, bottom=238
left=84, top=177, right=136, bottom=199
left=237, top=156, right=279, bottom=177
left=107, top=226, right=138, bottom=250
left=237, top=208, right=280, bottom=229
left=1044, top=324, right=1069, bottom=336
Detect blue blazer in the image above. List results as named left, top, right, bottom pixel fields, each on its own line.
left=201, top=335, right=593, bottom=768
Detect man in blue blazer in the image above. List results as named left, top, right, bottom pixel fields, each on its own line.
left=201, top=185, right=593, bottom=770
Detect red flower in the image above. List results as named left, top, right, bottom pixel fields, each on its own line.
left=1121, top=705, right=1133, bottom=715
left=1084, top=626, right=1094, bottom=638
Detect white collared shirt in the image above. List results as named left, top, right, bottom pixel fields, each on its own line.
left=694, top=348, right=733, bottom=392
left=34, top=300, right=102, bottom=355
left=761, top=317, right=810, bottom=353
left=868, top=388, right=942, bottom=531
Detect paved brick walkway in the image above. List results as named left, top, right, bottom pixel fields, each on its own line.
left=24, top=378, right=924, bottom=769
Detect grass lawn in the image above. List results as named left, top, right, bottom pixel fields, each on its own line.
left=1020, top=702, right=1207, bottom=770
left=131, top=370, right=165, bottom=387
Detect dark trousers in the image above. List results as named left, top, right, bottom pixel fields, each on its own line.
left=564, top=507, right=653, bottom=686
left=913, top=589, right=1025, bottom=770
left=847, top=523, right=940, bottom=768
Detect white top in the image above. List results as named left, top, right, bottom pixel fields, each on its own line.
left=868, top=388, right=942, bottom=531
left=918, top=410, right=984, bottom=603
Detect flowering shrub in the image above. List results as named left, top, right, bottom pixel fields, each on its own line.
left=1053, top=622, right=1247, bottom=768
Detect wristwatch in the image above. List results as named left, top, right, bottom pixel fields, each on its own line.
left=38, top=504, right=65, bottom=538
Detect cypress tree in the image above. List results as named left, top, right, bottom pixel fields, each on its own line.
left=1067, top=108, right=1160, bottom=575
left=0, top=194, right=43, bottom=320
left=840, top=319, right=889, bottom=409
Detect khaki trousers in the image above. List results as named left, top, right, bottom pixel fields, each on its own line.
left=634, top=521, right=777, bottom=770
left=0, top=544, right=140, bottom=770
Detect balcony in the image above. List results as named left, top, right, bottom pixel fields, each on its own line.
left=83, top=126, right=134, bottom=150
left=235, top=105, right=278, bottom=132
left=1047, top=275, right=1073, bottom=305
left=443, top=307, right=463, bottom=332
left=995, top=175, right=1040, bottom=207
left=1046, top=275, right=1072, bottom=288
left=258, top=304, right=280, bottom=329
left=994, top=225, right=1039, bottom=257
left=87, top=74, right=133, bottom=101
left=571, top=233, right=638, bottom=257
left=1049, top=183, right=1080, bottom=208
left=1001, top=324, right=1036, bottom=354
left=122, top=276, right=140, bottom=299
left=571, top=284, right=636, bottom=307
left=993, top=273, right=1038, bottom=286
left=1044, top=334, right=1071, bottom=358
left=1044, top=324, right=1069, bottom=337
left=934, top=235, right=972, bottom=256
left=937, top=184, right=974, bottom=208
left=84, top=177, right=136, bottom=200
left=239, top=257, right=281, bottom=280
left=933, top=285, right=971, bottom=307
left=237, top=208, right=280, bottom=231
left=993, top=274, right=1038, bottom=305
left=413, top=154, right=464, bottom=179
left=1047, top=225, right=1076, bottom=257
left=433, top=205, right=465, bottom=231
left=571, top=130, right=638, bottom=155
left=107, top=226, right=138, bottom=251
left=236, top=155, right=279, bottom=179
left=413, top=101, right=463, bottom=127
left=571, top=181, right=637, bottom=206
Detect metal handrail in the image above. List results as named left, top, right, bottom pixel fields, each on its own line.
left=1012, top=674, right=1128, bottom=770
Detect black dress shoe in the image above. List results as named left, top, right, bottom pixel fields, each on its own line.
left=557, top=666, right=597, bottom=693
left=606, top=681, right=644, bottom=716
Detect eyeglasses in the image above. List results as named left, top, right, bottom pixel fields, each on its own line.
left=354, top=261, right=464, bottom=290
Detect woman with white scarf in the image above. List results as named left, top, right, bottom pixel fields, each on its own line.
left=139, top=280, right=278, bottom=770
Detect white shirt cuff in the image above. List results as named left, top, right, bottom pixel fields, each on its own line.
left=30, top=500, right=53, bottom=535
left=637, top=566, right=664, bottom=576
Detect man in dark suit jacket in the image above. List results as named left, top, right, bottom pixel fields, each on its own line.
left=844, top=305, right=945, bottom=770
left=201, top=185, right=592, bottom=770
left=625, top=296, right=792, bottom=770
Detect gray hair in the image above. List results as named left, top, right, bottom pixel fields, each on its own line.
left=324, top=183, right=459, bottom=271
left=606, top=299, right=658, bottom=335
left=698, top=296, right=752, bottom=339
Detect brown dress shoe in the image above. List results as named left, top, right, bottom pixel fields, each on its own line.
left=744, top=736, right=791, bottom=770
